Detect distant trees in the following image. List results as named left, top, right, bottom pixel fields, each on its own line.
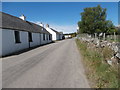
left=71, top=32, right=77, bottom=37
left=78, top=5, right=117, bottom=35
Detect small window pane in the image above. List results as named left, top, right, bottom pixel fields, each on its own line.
left=28, top=32, right=33, bottom=42
left=49, top=35, right=51, bottom=40
left=43, top=33, right=45, bottom=41
left=14, top=31, right=21, bottom=43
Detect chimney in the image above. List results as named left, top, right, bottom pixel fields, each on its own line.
left=19, top=14, right=26, bottom=21
left=46, top=24, right=49, bottom=28
left=40, top=22, right=44, bottom=27
left=40, top=22, right=44, bottom=31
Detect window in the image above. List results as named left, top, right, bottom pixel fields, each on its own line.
left=28, top=32, right=33, bottom=42
left=46, top=34, right=48, bottom=40
left=14, top=31, right=21, bottom=43
left=49, top=35, right=51, bottom=40
left=43, top=33, right=45, bottom=41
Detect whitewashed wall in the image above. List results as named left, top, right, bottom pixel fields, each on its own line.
left=2, top=29, right=29, bottom=56
left=1, top=29, right=52, bottom=56
left=47, top=34, right=52, bottom=43
left=41, top=33, right=48, bottom=45
left=0, top=29, right=2, bottom=56
left=59, top=34, right=63, bottom=40
left=46, top=27, right=57, bottom=41
left=56, top=34, right=60, bottom=40
left=65, top=35, right=69, bottom=38
left=30, top=33, right=40, bottom=47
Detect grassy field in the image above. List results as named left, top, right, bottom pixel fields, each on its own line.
left=75, top=39, right=119, bottom=88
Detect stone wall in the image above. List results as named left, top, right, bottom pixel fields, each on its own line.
left=78, top=36, right=120, bottom=65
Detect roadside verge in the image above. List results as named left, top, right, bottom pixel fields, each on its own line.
left=75, top=39, right=119, bottom=88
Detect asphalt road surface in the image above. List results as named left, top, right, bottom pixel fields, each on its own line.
left=2, top=38, right=90, bottom=88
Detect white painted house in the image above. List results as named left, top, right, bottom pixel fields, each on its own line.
left=64, top=34, right=72, bottom=39
left=0, top=12, right=52, bottom=56
left=45, top=24, right=63, bottom=41
left=59, top=32, right=64, bottom=40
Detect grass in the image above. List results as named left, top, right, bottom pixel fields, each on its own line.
left=75, top=39, right=119, bottom=88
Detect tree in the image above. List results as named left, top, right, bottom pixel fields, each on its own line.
left=78, top=5, right=115, bottom=35
left=106, top=20, right=116, bottom=34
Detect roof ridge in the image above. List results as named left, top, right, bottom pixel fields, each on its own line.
left=1, top=12, right=50, bottom=34
left=0, top=11, right=43, bottom=28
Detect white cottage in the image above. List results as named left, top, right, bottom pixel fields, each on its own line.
left=0, top=12, right=52, bottom=56
left=64, top=34, right=72, bottom=39
left=59, top=32, right=64, bottom=40
left=45, top=24, right=63, bottom=41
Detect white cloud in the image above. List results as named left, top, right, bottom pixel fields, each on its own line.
left=31, top=21, right=77, bottom=34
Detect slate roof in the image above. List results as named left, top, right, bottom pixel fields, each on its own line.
left=0, top=12, right=50, bottom=34
left=59, top=32, right=63, bottom=34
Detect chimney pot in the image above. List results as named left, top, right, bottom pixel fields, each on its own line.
left=19, top=14, right=26, bottom=21
left=40, top=22, right=44, bottom=27
left=46, top=24, right=49, bottom=28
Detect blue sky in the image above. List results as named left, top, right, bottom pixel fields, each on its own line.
left=2, top=2, right=118, bottom=33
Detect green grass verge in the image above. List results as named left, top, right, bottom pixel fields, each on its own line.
left=75, top=39, right=119, bottom=88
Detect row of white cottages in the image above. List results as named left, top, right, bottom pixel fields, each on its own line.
left=0, top=12, right=64, bottom=56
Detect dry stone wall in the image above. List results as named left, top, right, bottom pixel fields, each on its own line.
left=78, top=37, right=120, bottom=65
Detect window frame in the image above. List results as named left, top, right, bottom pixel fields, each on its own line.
left=49, top=34, right=51, bottom=40
left=46, top=34, right=48, bottom=40
left=43, top=33, right=45, bottom=41
left=14, top=31, right=21, bottom=44
left=28, top=32, right=33, bottom=42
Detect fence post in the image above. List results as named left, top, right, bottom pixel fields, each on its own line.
left=103, top=33, right=106, bottom=40
left=95, top=33, right=97, bottom=39
left=114, top=32, right=116, bottom=42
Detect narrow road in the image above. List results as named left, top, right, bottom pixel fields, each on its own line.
left=2, top=38, right=90, bottom=88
